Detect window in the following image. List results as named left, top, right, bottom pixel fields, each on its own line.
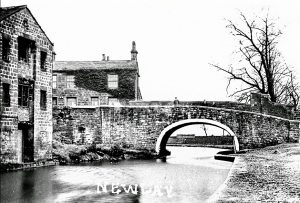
left=108, top=98, right=120, bottom=106
left=40, top=51, right=47, bottom=71
left=2, top=34, right=10, bottom=62
left=18, top=79, right=33, bottom=107
left=2, top=83, right=10, bottom=107
left=40, top=90, right=47, bottom=110
left=66, top=97, right=76, bottom=106
left=52, top=97, right=58, bottom=105
left=23, top=19, right=29, bottom=29
left=18, top=85, right=29, bottom=107
left=78, top=126, right=85, bottom=133
left=53, top=75, right=57, bottom=89
left=108, top=74, right=118, bottom=89
left=66, top=75, right=75, bottom=88
left=18, top=37, right=34, bottom=62
left=91, top=97, right=99, bottom=106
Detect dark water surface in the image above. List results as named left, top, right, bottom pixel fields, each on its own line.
left=0, top=147, right=232, bottom=203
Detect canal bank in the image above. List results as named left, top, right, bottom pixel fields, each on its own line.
left=208, top=143, right=300, bottom=202
left=0, top=141, right=158, bottom=172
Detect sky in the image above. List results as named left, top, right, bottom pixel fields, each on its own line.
left=2, top=0, right=300, bottom=101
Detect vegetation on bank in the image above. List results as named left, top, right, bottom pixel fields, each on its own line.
left=0, top=142, right=157, bottom=172
left=52, top=140, right=158, bottom=164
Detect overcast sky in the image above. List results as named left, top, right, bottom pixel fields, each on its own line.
left=2, top=0, right=300, bottom=101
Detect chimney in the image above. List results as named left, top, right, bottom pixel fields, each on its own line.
left=107, top=56, right=109, bottom=61
left=131, top=41, right=138, bottom=61
left=102, top=54, right=106, bottom=61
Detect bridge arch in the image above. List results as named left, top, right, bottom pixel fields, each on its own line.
left=155, top=119, right=239, bottom=155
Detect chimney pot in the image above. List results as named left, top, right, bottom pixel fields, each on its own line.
left=107, top=56, right=109, bottom=61
left=102, top=54, right=106, bottom=61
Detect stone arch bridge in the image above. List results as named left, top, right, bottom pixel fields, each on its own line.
left=55, top=94, right=300, bottom=155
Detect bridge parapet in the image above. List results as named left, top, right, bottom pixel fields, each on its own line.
left=130, top=93, right=295, bottom=120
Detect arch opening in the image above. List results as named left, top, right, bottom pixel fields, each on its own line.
left=155, top=119, right=239, bottom=155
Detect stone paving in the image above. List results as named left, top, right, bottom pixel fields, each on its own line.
left=208, top=143, right=300, bottom=203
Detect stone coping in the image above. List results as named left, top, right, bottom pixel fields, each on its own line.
left=66, top=105, right=299, bottom=122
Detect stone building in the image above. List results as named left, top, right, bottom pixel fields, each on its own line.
left=0, top=5, right=54, bottom=163
left=53, top=41, right=142, bottom=108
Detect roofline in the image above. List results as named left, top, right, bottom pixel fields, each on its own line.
left=53, top=68, right=138, bottom=72
left=0, top=5, right=27, bottom=21
left=55, top=60, right=136, bottom=62
left=0, top=5, right=54, bottom=46
left=53, top=60, right=139, bottom=72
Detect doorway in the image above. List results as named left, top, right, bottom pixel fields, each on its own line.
left=19, top=124, right=34, bottom=162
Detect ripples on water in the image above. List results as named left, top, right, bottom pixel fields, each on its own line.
left=0, top=147, right=232, bottom=203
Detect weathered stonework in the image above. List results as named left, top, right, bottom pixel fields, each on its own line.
left=52, top=42, right=142, bottom=108
left=1, top=6, right=54, bottom=163
left=53, top=93, right=300, bottom=153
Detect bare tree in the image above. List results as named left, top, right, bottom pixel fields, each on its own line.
left=279, top=73, right=300, bottom=110
left=211, top=12, right=299, bottom=109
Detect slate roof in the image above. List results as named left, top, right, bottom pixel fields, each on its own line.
left=0, top=5, right=27, bottom=21
left=0, top=5, right=54, bottom=45
left=54, top=61, right=139, bottom=71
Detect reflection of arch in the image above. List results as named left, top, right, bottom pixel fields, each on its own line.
left=156, top=119, right=239, bottom=155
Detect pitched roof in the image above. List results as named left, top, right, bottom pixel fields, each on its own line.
left=54, top=60, right=139, bottom=71
left=0, top=5, right=54, bottom=46
left=0, top=5, right=27, bottom=21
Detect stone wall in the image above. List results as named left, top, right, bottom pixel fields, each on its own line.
left=0, top=7, right=54, bottom=163
left=53, top=107, right=102, bottom=145
left=52, top=105, right=300, bottom=153
left=53, top=69, right=139, bottom=107
left=99, top=106, right=299, bottom=151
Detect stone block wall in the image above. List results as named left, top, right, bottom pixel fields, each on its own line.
left=52, top=69, right=139, bottom=107
left=1, top=7, right=54, bottom=163
left=52, top=104, right=299, bottom=152
left=53, top=72, right=111, bottom=107
left=99, top=105, right=299, bottom=151
left=53, top=107, right=102, bottom=144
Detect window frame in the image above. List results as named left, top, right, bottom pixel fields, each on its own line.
left=66, top=75, right=75, bottom=89
left=66, top=97, right=77, bottom=107
left=107, top=74, right=118, bottom=89
left=2, top=83, right=11, bottom=107
left=40, top=90, right=47, bottom=110
left=91, top=97, right=99, bottom=106
left=52, top=97, right=58, bottom=106
left=53, top=75, right=57, bottom=89
left=2, top=34, right=10, bottom=62
left=108, top=98, right=120, bottom=106
left=18, top=85, right=29, bottom=107
left=18, top=37, right=32, bottom=63
left=40, top=50, right=47, bottom=71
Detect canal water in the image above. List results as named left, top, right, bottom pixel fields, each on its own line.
left=0, top=147, right=232, bottom=203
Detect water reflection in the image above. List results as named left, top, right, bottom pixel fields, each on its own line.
left=0, top=147, right=232, bottom=203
